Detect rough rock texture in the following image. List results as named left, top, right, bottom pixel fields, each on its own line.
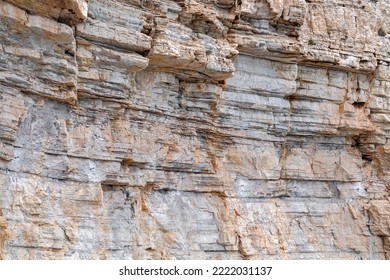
left=0, top=0, right=390, bottom=259
left=0, top=209, right=9, bottom=259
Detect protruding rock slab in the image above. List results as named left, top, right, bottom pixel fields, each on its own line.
left=4, top=0, right=88, bottom=25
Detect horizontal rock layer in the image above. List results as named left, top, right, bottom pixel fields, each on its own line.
left=0, top=0, right=389, bottom=259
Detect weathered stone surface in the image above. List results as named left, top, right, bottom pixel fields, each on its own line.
left=369, top=200, right=390, bottom=236
left=4, top=0, right=88, bottom=25
left=0, top=1, right=78, bottom=105
left=0, top=208, right=9, bottom=259
left=0, top=0, right=389, bottom=260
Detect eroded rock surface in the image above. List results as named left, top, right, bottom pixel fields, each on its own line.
left=0, top=0, right=389, bottom=259
left=0, top=209, right=9, bottom=259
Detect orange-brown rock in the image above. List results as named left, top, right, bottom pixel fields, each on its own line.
left=0, top=0, right=389, bottom=259
left=0, top=209, right=10, bottom=259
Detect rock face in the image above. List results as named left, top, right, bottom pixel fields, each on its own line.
left=0, top=209, right=9, bottom=259
left=0, top=0, right=389, bottom=259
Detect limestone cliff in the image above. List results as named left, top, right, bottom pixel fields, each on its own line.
left=0, top=0, right=389, bottom=259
